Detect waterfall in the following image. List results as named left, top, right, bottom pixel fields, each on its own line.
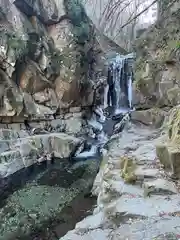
left=128, top=74, right=132, bottom=109
left=107, top=53, right=135, bottom=113
left=103, top=84, right=109, bottom=109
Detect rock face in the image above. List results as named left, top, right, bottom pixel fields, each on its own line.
left=0, top=128, right=83, bottom=177
left=156, top=106, right=180, bottom=178
left=133, top=0, right=180, bottom=109
left=0, top=0, right=106, bottom=119
left=131, top=108, right=166, bottom=128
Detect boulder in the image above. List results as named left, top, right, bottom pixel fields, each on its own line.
left=0, top=131, right=84, bottom=178
left=50, top=133, right=83, bottom=158
left=131, top=108, right=166, bottom=127
left=14, top=0, right=64, bottom=25
left=19, top=60, right=52, bottom=94
left=0, top=150, right=24, bottom=177
left=156, top=106, right=180, bottom=178
left=65, top=113, right=82, bottom=135
left=143, top=178, right=177, bottom=196
left=23, top=92, right=55, bottom=116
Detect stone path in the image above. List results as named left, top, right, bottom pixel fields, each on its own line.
left=60, top=123, right=180, bottom=240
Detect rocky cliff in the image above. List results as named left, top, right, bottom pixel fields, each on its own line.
left=133, top=0, right=180, bottom=109
left=132, top=0, right=180, bottom=179
left=0, top=0, right=106, bottom=120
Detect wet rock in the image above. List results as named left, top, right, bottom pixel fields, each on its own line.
left=0, top=154, right=99, bottom=239
left=112, top=113, right=124, bottom=121
left=88, top=114, right=103, bottom=132
left=31, top=128, right=49, bottom=135
left=73, top=145, right=100, bottom=162
left=93, top=106, right=106, bottom=123
left=113, top=113, right=130, bottom=134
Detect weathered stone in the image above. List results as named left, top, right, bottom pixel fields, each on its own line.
left=50, top=133, right=83, bottom=158
left=134, top=166, right=159, bottom=180
left=143, top=178, right=177, bottom=195
left=70, top=107, right=81, bottom=113
left=156, top=143, right=172, bottom=170
left=65, top=113, right=82, bottom=135
left=0, top=140, right=10, bottom=154
left=167, top=86, right=180, bottom=105
left=33, top=88, right=59, bottom=110
left=159, top=81, right=174, bottom=101
left=155, top=106, right=180, bottom=177
left=14, top=0, right=64, bottom=25
left=23, top=92, right=54, bottom=116
left=134, top=4, right=180, bottom=108
left=19, top=137, right=42, bottom=167
left=0, top=129, right=19, bottom=140
left=0, top=150, right=24, bottom=177
left=19, top=61, right=51, bottom=94
left=131, top=108, right=166, bottom=127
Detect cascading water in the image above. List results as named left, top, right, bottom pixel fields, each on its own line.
left=107, top=53, right=135, bottom=114
left=103, top=85, right=109, bottom=109
left=73, top=52, right=135, bottom=161
left=128, top=74, right=132, bottom=109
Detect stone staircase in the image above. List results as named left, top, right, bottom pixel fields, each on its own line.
left=61, top=123, right=180, bottom=240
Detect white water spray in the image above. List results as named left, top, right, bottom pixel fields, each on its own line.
left=128, top=75, right=132, bottom=109
left=103, top=84, right=109, bottom=109
left=107, top=53, right=134, bottom=112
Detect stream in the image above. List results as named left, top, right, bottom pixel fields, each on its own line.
left=0, top=53, right=134, bottom=240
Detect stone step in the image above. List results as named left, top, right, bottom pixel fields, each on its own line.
left=143, top=178, right=178, bottom=197
left=134, top=165, right=159, bottom=181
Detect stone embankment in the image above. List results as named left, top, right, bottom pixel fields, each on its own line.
left=61, top=117, right=180, bottom=240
